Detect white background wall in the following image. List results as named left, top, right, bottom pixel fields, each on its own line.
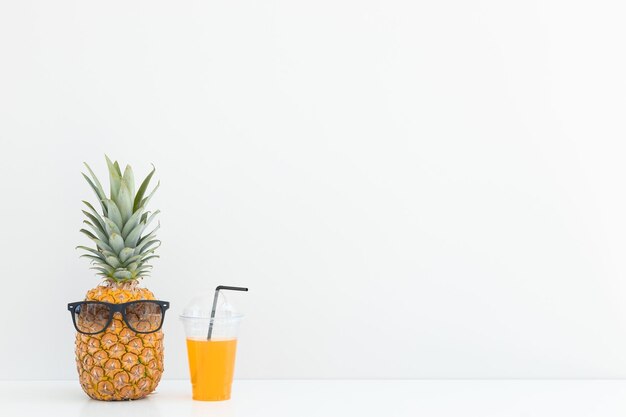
left=1, top=0, right=626, bottom=380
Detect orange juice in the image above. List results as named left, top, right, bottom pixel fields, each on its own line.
left=186, top=338, right=238, bottom=401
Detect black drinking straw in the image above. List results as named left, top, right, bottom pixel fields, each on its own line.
left=207, top=285, right=249, bottom=340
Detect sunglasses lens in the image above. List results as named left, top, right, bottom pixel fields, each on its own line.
left=125, top=301, right=163, bottom=333
left=75, top=303, right=110, bottom=334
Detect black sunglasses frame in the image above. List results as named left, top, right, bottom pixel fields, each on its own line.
left=67, top=300, right=170, bottom=335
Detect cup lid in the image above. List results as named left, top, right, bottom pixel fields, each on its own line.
left=180, top=291, right=241, bottom=320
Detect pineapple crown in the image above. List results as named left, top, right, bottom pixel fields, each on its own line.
left=78, top=156, right=160, bottom=282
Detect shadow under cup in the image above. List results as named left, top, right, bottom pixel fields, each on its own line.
left=180, top=315, right=243, bottom=401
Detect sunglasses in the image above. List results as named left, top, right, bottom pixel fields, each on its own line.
left=67, top=300, right=170, bottom=335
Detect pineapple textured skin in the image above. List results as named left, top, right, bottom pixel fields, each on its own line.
left=75, top=283, right=164, bottom=401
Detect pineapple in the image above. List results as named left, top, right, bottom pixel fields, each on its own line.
left=75, top=156, right=164, bottom=400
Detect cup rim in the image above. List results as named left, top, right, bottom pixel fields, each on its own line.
left=179, top=313, right=244, bottom=321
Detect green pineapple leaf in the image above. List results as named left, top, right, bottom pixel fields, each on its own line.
left=113, top=270, right=132, bottom=280
left=105, top=155, right=121, bottom=199
left=121, top=207, right=144, bottom=238
left=90, top=264, right=115, bottom=274
left=137, top=223, right=160, bottom=245
left=82, top=210, right=106, bottom=234
left=83, top=220, right=108, bottom=243
left=109, top=233, right=125, bottom=254
left=79, top=228, right=97, bottom=240
left=143, top=210, right=160, bottom=229
left=133, top=164, right=156, bottom=212
left=124, top=221, right=145, bottom=248
left=119, top=247, right=134, bottom=263
left=101, top=250, right=117, bottom=258
left=81, top=173, right=107, bottom=214
left=76, top=245, right=105, bottom=258
left=103, top=217, right=121, bottom=236
left=91, top=237, right=114, bottom=253
left=80, top=254, right=104, bottom=263
left=82, top=162, right=107, bottom=215
left=141, top=255, right=160, bottom=263
left=105, top=256, right=121, bottom=268
left=136, top=239, right=161, bottom=254
left=139, top=181, right=160, bottom=211
left=116, top=180, right=134, bottom=223
left=122, top=165, right=135, bottom=198
left=113, top=161, right=122, bottom=175
left=122, top=254, right=142, bottom=266
left=104, top=199, right=123, bottom=230
left=126, top=262, right=139, bottom=272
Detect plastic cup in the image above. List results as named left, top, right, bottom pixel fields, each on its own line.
left=180, top=315, right=243, bottom=401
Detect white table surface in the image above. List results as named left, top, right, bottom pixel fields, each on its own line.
left=2, top=380, right=626, bottom=416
